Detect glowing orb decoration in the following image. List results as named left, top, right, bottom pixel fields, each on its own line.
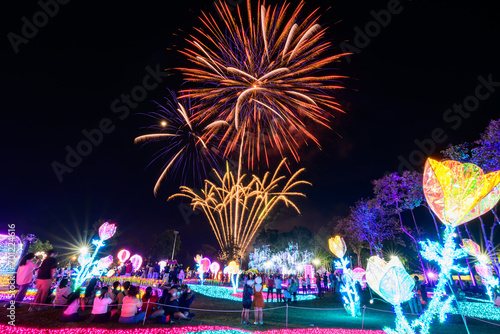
left=209, top=261, right=220, bottom=275
left=117, top=249, right=131, bottom=263
left=329, top=235, right=346, bottom=258
left=77, top=252, right=91, bottom=267
left=96, top=255, right=113, bottom=270
left=423, top=158, right=500, bottom=227
left=98, top=222, right=117, bottom=241
left=366, top=256, right=414, bottom=305
left=130, top=254, right=143, bottom=271
left=200, top=257, right=211, bottom=273
left=0, top=234, right=23, bottom=275
left=461, top=238, right=481, bottom=258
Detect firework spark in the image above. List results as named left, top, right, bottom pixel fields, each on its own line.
left=135, top=92, right=228, bottom=195
left=179, top=0, right=348, bottom=168
left=169, top=159, right=310, bottom=257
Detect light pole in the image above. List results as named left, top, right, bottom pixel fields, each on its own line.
left=171, top=231, right=179, bottom=260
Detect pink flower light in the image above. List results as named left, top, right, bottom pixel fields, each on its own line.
left=117, top=249, right=131, bottom=263
left=98, top=222, right=117, bottom=241
left=130, top=254, right=143, bottom=271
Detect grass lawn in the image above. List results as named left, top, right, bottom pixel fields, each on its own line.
left=1, top=289, right=499, bottom=333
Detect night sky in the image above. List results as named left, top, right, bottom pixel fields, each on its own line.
left=1, top=0, right=499, bottom=261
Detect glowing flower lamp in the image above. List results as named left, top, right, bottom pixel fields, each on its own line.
left=329, top=235, right=346, bottom=258
left=224, top=261, right=240, bottom=275
left=423, top=158, right=500, bottom=227
left=224, top=261, right=241, bottom=293
left=98, top=222, right=117, bottom=241
left=200, top=257, right=211, bottom=273
left=77, top=252, right=91, bottom=267
left=130, top=254, right=143, bottom=271
left=329, top=235, right=358, bottom=317
left=117, top=249, right=131, bottom=263
left=209, top=261, right=220, bottom=276
left=366, top=256, right=414, bottom=305
left=97, top=255, right=113, bottom=270
left=461, top=239, right=481, bottom=258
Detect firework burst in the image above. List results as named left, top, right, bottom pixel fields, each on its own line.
left=135, top=92, right=228, bottom=195
left=179, top=0, right=348, bottom=168
left=169, top=159, right=310, bottom=257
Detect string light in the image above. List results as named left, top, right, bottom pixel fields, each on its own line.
left=188, top=284, right=315, bottom=302
left=450, top=301, right=500, bottom=321
left=334, top=257, right=360, bottom=317
left=0, top=325, right=383, bottom=334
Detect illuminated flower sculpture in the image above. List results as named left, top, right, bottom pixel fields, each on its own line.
left=381, top=158, right=500, bottom=334
left=194, top=254, right=211, bottom=285
left=224, top=261, right=241, bottom=293
left=74, top=222, right=117, bottom=289
left=367, top=256, right=415, bottom=333
left=329, top=235, right=359, bottom=317
left=461, top=239, right=481, bottom=258
left=329, top=236, right=346, bottom=258
left=98, top=222, right=117, bottom=241
left=461, top=238, right=499, bottom=302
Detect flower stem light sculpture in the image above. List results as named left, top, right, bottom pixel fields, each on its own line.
left=366, top=256, right=416, bottom=333
left=170, top=159, right=310, bottom=258
left=74, top=222, right=117, bottom=289
left=380, top=158, right=500, bottom=334
left=462, top=238, right=499, bottom=302
left=329, top=235, right=359, bottom=317
left=224, top=260, right=242, bottom=293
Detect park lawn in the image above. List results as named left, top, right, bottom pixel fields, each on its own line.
left=1, top=289, right=498, bottom=333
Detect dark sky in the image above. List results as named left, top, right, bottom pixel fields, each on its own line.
left=1, top=0, right=499, bottom=260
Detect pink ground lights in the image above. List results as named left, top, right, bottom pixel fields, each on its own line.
left=0, top=325, right=384, bottom=334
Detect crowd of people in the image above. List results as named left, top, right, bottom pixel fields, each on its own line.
left=238, top=271, right=346, bottom=325
left=8, top=249, right=500, bottom=326
left=8, top=250, right=196, bottom=324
